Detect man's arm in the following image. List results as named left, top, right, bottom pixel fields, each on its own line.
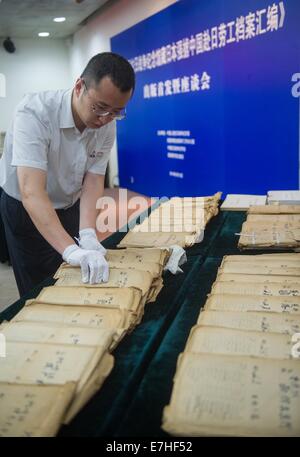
left=79, top=171, right=105, bottom=231
left=17, top=166, right=75, bottom=254
left=18, top=166, right=109, bottom=284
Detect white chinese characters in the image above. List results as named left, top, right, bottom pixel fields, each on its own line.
left=143, top=72, right=211, bottom=99
left=130, top=2, right=285, bottom=73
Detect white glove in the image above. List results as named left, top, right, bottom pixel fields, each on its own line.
left=62, top=244, right=109, bottom=284
left=77, top=228, right=107, bottom=255
left=163, top=245, right=187, bottom=274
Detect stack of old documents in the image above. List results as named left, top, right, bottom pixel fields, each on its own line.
left=118, top=193, right=221, bottom=249
left=0, top=247, right=168, bottom=436
left=238, top=205, right=300, bottom=250
left=220, top=194, right=267, bottom=211
left=267, top=190, right=300, bottom=205
left=162, top=253, right=300, bottom=436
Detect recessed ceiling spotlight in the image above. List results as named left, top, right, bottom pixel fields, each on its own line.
left=53, top=17, right=66, bottom=22
left=38, top=32, right=50, bottom=37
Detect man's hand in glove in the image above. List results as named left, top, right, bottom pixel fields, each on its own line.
left=62, top=244, right=109, bottom=284
left=78, top=228, right=107, bottom=255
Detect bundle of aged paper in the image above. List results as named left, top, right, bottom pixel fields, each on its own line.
left=0, top=383, right=76, bottom=437
left=267, top=190, right=300, bottom=205
left=238, top=207, right=300, bottom=250
left=0, top=247, right=168, bottom=436
left=118, top=193, right=222, bottom=248
left=220, top=194, right=267, bottom=211
left=248, top=205, right=300, bottom=215
left=162, top=253, right=300, bottom=436
left=163, top=354, right=300, bottom=436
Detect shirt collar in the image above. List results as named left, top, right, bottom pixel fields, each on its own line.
left=59, top=89, right=76, bottom=129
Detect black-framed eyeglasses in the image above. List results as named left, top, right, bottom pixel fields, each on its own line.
left=82, top=80, right=126, bottom=121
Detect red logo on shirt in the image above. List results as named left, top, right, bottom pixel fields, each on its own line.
left=89, top=151, right=104, bottom=158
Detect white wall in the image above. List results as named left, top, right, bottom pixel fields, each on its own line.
left=0, top=38, right=71, bottom=132
left=69, top=0, right=178, bottom=186
left=0, top=0, right=178, bottom=186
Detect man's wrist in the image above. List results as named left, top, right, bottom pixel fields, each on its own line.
left=62, top=243, right=79, bottom=261
left=79, top=228, right=97, bottom=238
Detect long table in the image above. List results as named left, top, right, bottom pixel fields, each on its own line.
left=1, top=210, right=292, bottom=437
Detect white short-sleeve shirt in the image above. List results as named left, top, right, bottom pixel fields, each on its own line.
left=0, top=89, right=116, bottom=209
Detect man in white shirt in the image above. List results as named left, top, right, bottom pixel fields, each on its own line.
left=0, top=52, right=135, bottom=296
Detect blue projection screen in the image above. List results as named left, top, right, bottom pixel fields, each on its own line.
left=111, top=0, right=300, bottom=197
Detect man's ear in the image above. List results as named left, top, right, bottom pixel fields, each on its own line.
left=74, top=78, right=84, bottom=98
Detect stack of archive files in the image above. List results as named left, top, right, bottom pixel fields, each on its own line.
left=118, top=193, right=222, bottom=249
left=0, top=247, right=169, bottom=436
left=238, top=205, right=300, bottom=251
left=162, top=253, right=300, bottom=437
left=220, top=194, right=267, bottom=211
left=267, top=190, right=300, bottom=206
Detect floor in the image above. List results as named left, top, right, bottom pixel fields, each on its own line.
left=0, top=188, right=152, bottom=313
left=0, top=261, right=19, bottom=313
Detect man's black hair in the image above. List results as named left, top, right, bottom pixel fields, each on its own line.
left=81, top=52, right=135, bottom=93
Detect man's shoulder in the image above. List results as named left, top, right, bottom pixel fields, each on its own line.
left=15, top=89, right=71, bottom=120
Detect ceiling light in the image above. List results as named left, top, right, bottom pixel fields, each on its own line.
left=38, top=32, right=50, bottom=37
left=53, top=17, right=66, bottom=23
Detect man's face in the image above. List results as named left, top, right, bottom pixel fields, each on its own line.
left=75, top=76, right=133, bottom=129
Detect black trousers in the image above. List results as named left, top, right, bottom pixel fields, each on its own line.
left=0, top=191, right=79, bottom=297
left=0, top=188, right=10, bottom=263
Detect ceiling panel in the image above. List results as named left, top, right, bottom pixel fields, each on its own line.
left=0, top=0, right=110, bottom=38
